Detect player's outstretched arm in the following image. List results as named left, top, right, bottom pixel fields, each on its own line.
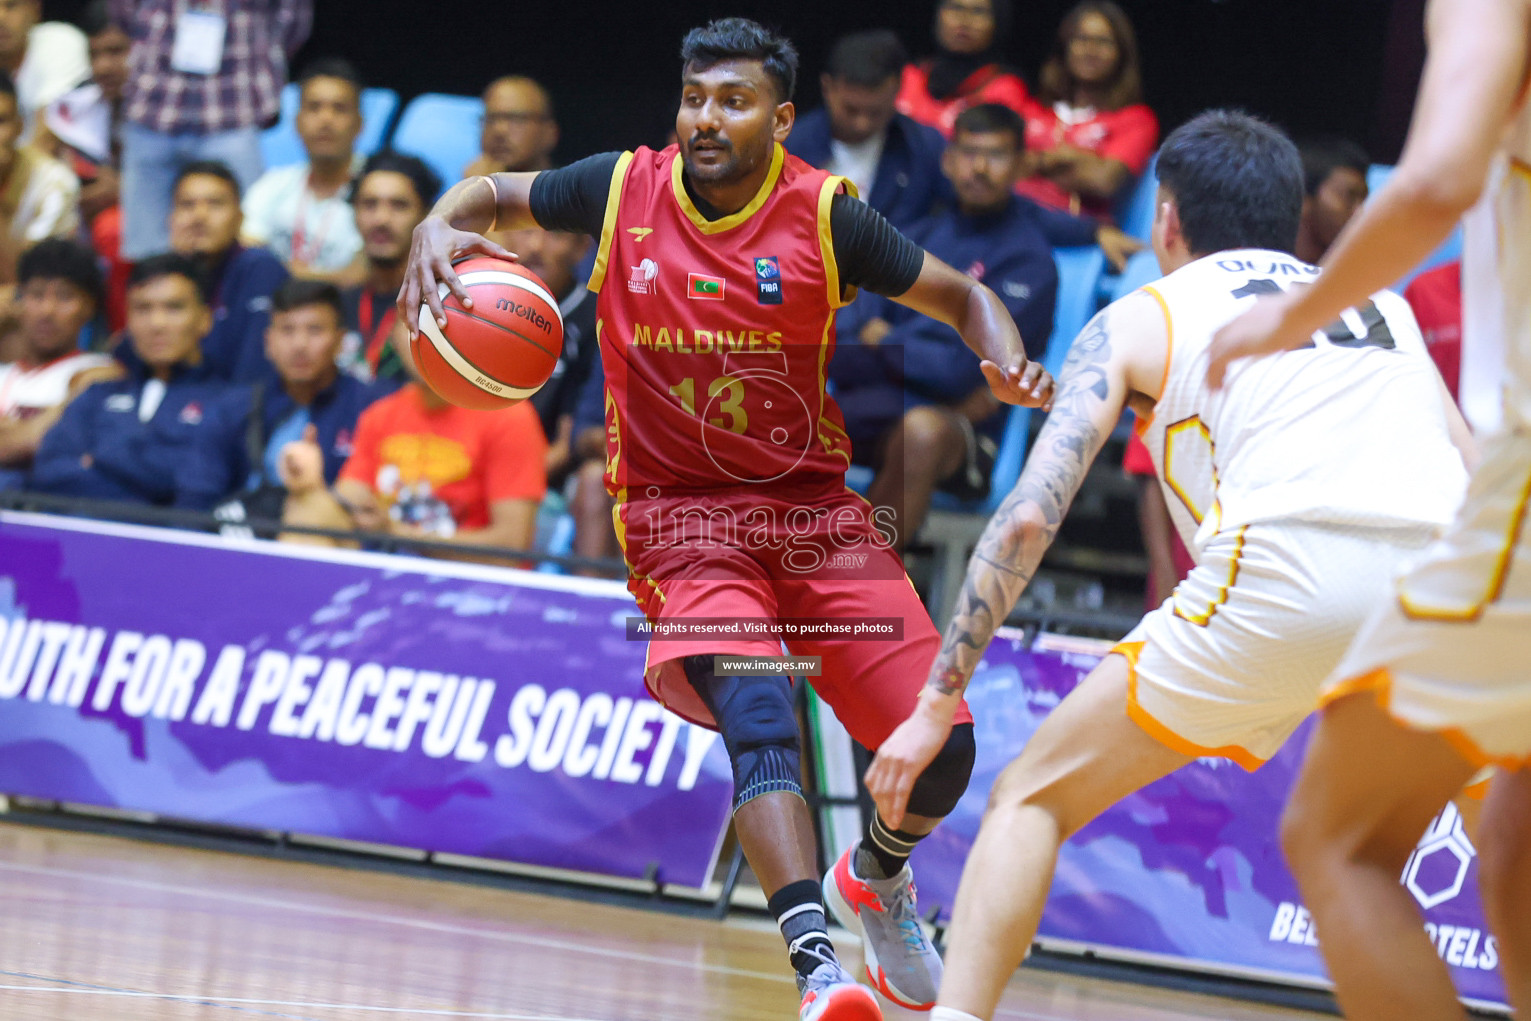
left=894, top=251, right=1056, bottom=409
left=1208, top=0, right=1531, bottom=387
left=867, top=300, right=1139, bottom=826
left=397, top=172, right=541, bottom=340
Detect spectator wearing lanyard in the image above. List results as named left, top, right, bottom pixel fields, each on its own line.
left=337, top=151, right=439, bottom=387
left=113, top=0, right=313, bottom=260
left=240, top=59, right=365, bottom=285
left=176, top=278, right=379, bottom=522
left=167, top=159, right=289, bottom=383
left=896, top=0, right=1029, bottom=138
left=1018, top=1, right=1158, bottom=219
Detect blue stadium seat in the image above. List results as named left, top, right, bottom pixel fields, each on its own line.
left=1043, top=246, right=1109, bottom=380
left=1109, top=249, right=1163, bottom=304
left=390, top=93, right=484, bottom=191
left=259, top=84, right=401, bottom=171
left=1365, top=163, right=1464, bottom=290
left=1115, top=154, right=1159, bottom=241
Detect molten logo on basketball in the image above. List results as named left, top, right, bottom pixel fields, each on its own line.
left=493, top=297, right=557, bottom=335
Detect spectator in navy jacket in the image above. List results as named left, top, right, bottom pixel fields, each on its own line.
left=168, top=160, right=289, bottom=383
left=787, top=30, right=948, bottom=231
left=176, top=279, right=380, bottom=524
left=833, top=103, right=1058, bottom=551
left=32, top=254, right=226, bottom=505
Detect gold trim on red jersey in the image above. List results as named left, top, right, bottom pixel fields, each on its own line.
left=670, top=143, right=785, bottom=234
left=588, top=151, right=636, bottom=294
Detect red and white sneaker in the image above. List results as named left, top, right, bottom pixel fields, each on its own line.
left=796, top=941, right=883, bottom=1021
left=823, top=845, right=942, bottom=1010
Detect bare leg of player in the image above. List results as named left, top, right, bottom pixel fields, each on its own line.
left=733, top=790, right=822, bottom=894
left=1280, top=691, right=1476, bottom=1021
left=936, top=655, right=1190, bottom=1019
left=1478, top=767, right=1531, bottom=1015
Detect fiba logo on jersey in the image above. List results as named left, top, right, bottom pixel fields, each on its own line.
left=628, top=258, right=658, bottom=295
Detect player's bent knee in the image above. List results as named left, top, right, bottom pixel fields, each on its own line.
left=904, top=723, right=975, bottom=818
left=683, top=655, right=803, bottom=812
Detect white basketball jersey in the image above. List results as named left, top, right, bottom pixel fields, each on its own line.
left=1459, top=87, right=1531, bottom=434
left=0, top=352, right=113, bottom=420
left=1136, top=249, right=1467, bottom=555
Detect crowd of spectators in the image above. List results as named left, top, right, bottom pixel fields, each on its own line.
left=0, top=0, right=1400, bottom=593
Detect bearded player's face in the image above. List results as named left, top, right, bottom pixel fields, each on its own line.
left=676, top=60, right=784, bottom=185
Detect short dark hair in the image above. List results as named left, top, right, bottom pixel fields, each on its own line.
left=1156, top=109, right=1304, bottom=256
left=127, top=253, right=207, bottom=297
left=173, top=160, right=241, bottom=200
left=1299, top=136, right=1370, bottom=196
left=680, top=18, right=798, bottom=104
left=953, top=102, right=1027, bottom=146
left=824, top=29, right=907, bottom=88
left=298, top=57, right=364, bottom=100
left=0, top=71, right=15, bottom=103
left=350, top=149, right=442, bottom=208
left=78, top=0, right=116, bottom=37
left=18, top=238, right=104, bottom=309
left=271, top=278, right=344, bottom=322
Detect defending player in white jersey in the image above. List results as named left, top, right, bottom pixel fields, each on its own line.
left=862, top=108, right=1474, bottom=1021
left=1210, top=1, right=1531, bottom=1017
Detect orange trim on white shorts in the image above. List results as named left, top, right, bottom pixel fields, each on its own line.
left=1112, top=640, right=1266, bottom=772
left=1321, top=668, right=1531, bottom=774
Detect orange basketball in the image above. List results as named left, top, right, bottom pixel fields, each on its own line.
left=411, top=256, right=564, bottom=410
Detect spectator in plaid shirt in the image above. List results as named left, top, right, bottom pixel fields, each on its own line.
left=112, top=0, right=312, bottom=261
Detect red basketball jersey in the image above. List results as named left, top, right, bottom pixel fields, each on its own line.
left=588, top=144, right=857, bottom=496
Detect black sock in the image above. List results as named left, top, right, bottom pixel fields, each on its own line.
left=856, top=813, right=926, bottom=880
left=769, top=879, right=835, bottom=977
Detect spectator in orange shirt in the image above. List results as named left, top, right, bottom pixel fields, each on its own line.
left=896, top=0, right=1029, bottom=137
left=280, top=351, right=547, bottom=560
left=1019, top=1, right=1158, bottom=219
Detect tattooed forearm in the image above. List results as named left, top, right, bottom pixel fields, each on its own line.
left=926, top=307, right=1117, bottom=697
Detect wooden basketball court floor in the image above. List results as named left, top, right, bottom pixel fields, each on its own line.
left=0, top=822, right=1333, bottom=1021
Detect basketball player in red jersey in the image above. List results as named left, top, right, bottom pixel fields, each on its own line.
left=400, top=19, right=1053, bottom=1021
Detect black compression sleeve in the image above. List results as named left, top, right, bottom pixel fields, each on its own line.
left=830, top=194, right=924, bottom=298
left=527, top=152, right=624, bottom=238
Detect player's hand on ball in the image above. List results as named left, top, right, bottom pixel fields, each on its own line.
left=982, top=358, right=1055, bottom=410
left=1208, top=291, right=1309, bottom=390
left=866, top=707, right=956, bottom=830
left=399, top=217, right=515, bottom=339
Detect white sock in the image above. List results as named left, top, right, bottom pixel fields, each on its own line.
left=929, top=1009, right=984, bottom=1021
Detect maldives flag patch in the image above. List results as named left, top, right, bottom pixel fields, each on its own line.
left=687, top=272, right=726, bottom=300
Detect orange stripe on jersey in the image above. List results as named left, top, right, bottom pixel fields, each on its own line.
left=1510, top=156, right=1531, bottom=181
left=1112, top=640, right=1266, bottom=771
left=1138, top=283, right=1175, bottom=423
left=1172, top=523, right=1247, bottom=627
left=588, top=152, right=635, bottom=294
left=1398, top=461, right=1531, bottom=622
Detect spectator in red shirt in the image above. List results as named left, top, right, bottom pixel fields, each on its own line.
left=1018, top=1, right=1158, bottom=219
left=280, top=351, right=547, bottom=562
left=896, top=0, right=1029, bottom=138
left=1404, top=258, right=1462, bottom=401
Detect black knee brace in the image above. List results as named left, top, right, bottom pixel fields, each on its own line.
left=683, top=655, right=803, bottom=812
left=904, top=722, right=975, bottom=818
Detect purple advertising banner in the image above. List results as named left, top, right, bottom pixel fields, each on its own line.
left=910, top=628, right=1508, bottom=1011
left=0, top=512, right=733, bottom=888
